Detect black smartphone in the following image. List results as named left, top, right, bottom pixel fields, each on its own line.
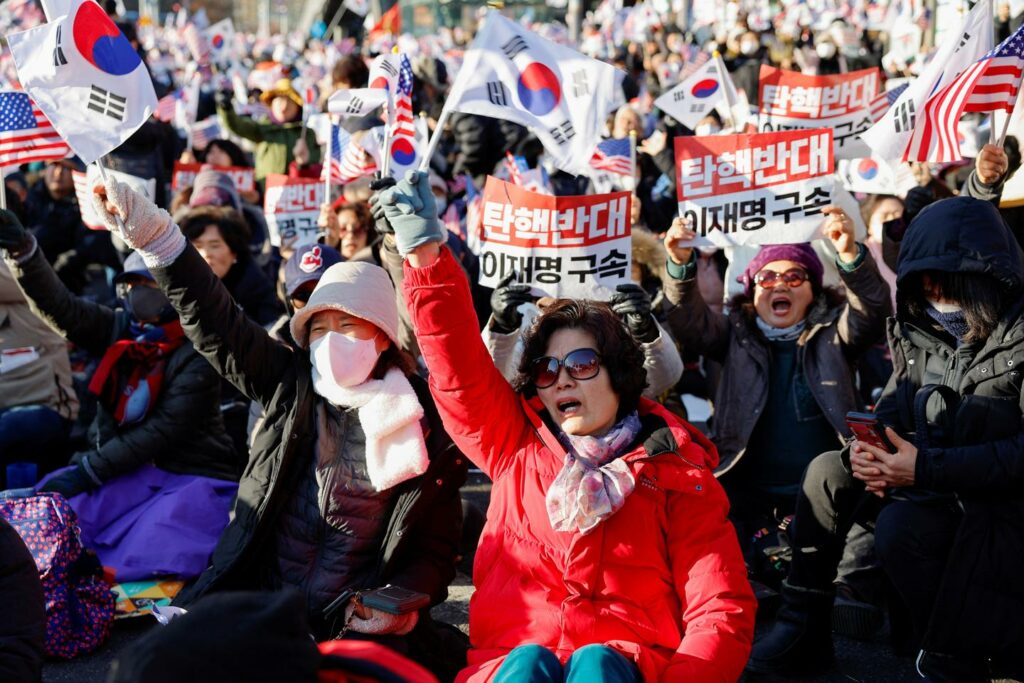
left=359, top=585, right=431, bottom=615
left=845, top=411, right=895, bottom=452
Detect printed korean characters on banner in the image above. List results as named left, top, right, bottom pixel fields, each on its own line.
left=477, top=176, right=632, bottom=300
left=73, top=166, right=156, bottom=230
left=263, top=174, right=324, bottom=248
left=171, top=162, right=255, bottom=194
left=675, top=129, right=835, bottom=248
left=759, top=66, right=881, bottom=159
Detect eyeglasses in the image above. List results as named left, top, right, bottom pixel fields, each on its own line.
left=337, top=223, right=368, bottom=236
left=530, top=348, right=602, bottom=389
left=754, top=268, right=810, bottom=290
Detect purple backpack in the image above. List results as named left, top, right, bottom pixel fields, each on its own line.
left=0, top=491, right=115, bottom=659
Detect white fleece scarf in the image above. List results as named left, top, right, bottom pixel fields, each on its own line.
left=311, top=367, right=429, bottom=491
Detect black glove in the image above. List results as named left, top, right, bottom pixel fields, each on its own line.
left=489, top=272, right=534, bottom=334
left=368, top=175, right=398, bottom=235
left=610, top=284, right=659, bottom=343
left=0, top=208, right=33, bottom=257
left=902, top=186, right=936, bottom=223
left=37, top=465, right=96, bottom=499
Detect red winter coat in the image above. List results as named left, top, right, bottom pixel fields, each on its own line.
left=404, top=248, right=756, bottom=683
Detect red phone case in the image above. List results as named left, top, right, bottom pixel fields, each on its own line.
left=848, top=420, right=894, bottom=452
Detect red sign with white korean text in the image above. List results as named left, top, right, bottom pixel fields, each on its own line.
left=263, top=174, right=324, bottom=248
left=759, top=66, right=880, bottom=119
left=477, top=176, right=632, bottom=300
left=675, top=128, right=834, bottom=201
left=171, top=162, right=256, bottom=194
left=674, top=129, right=835, bottom=248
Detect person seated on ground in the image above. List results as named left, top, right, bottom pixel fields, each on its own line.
left=90, top=177, right=467, bottom=681
left=0, top=516, right=45, bottom=682
left=0, top=217, right=238, bottom=582
left=658, top=213, right=890, bottom=561
left=0, top=258, right=79, bottom=482
left=382, top=171, right=756, bottom=682
left=748, top=196, right=1024, bottom=682
left=216, top=78, right=320, bottom=186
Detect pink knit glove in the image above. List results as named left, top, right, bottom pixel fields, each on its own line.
left=343, top=603, right=419, bottom=635
left=92, top=176, right=186, bottom=268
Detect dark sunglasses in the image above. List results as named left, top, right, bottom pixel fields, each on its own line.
left=754, top=268, right=809, bottom=290
left=530, top=348, right=602, bottom=389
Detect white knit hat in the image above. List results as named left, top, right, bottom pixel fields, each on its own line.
left=290, top=261, right=399, bottom=349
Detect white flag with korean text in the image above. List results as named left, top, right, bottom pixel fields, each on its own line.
left=441, top=12, right=624, bottom=176
left=7, top=0, right=157, bottom=165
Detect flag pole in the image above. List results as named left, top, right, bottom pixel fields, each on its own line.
left=418, top=108, right=449, bottom=172
left=324, top=117, right=333, bottom=207
left=0, top=167, right=7, bottom=210
left=628, top=128, right=637, bottom=193
left=997, top=111, right=1013, bottom=147
left=381, top=119, right=393, bottom=178
left=712, top=50, right=737, bottom=131
left=95, top=159, right=129, bottom=234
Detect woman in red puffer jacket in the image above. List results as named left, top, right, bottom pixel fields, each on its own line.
left=379, top=172, right=755, bottom=683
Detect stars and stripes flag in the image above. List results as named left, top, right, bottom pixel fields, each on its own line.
left=386, top=54, right=419, bottom=176
left=862, top=0, right=993, bottom=163
left=869, top=83, right=910, bottom=123
left=0, top=90, right=70, bottom=166
left=155, top=89, right=181, bottom=123
left=590, top=137, right=632, bottom=175
left=321, top=123, right=378, bottom=184
left=504, top=151, right=526, bottom=185
left=902, top=15, right=1024, bottom=161
left=191, top=117, right=222, bottom=150
left=182, top=23, right=210, bottom=65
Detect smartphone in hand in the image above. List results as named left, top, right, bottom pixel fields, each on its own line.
left=359, top=585, right=430, bottom=615
left=846, top=411, right=895, bottom=453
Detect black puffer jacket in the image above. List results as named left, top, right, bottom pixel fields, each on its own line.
left=7, top=246, right=237, bottom=482
left=0, top=516, right=45, bottom=682
left=873, top=196, right=1024, bottom=670
left=158, top=246, right=466, bottom=649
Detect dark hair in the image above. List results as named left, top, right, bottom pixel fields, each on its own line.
left=513, top=299, right=647, bottom=419
left=728, top=286, right=846, bottom=326
left=371, top=343, right=417, bottom=379
left=202, top=139, right=251, bottom=168
left=333, top=202, right=376, bottom=244
left=179, top=206, right=252, bottom=265
left=901, top=270, right=1005, bottom=343
left=332, top=56, right=369, bottom=88
left=859, top=193, right=902, bottom=227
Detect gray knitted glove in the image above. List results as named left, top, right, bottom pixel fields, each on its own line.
left=369, top=170, right=445, bottom=255
left=92, top=176, right=186, bottom=268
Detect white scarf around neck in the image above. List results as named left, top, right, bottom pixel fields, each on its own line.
left=311, top=366, right=428, bottom=491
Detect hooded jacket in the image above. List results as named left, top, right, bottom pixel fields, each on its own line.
left=872, top=196, right=1024, bottom=666
left=404, top=247, right=756, bottom=683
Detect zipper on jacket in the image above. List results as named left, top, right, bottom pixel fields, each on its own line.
left=306, top=408, right=345, bottom=610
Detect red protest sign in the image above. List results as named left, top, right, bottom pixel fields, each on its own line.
left=171, top=162, right=256, bottom=194
left=478, top=176, right=632, bottom=299
left=759, top=66, right=880, bottom=119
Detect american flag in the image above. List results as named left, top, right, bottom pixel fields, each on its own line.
left=387, top=54, right=417, bottom=173
left=590, top=137, right=633, bottom=176
left=191, top=117, right=222, bottom=150
left=908, top=23, right=1024, bottom=161
left=869, top=83, right=909, bottom=123
left=182, top=23, right=210, bottom=64
left=677, top=51, right=711, bottom=85
left=155, top=89, right=181, bottom=123
left=0, top=91, right=69, bottom=167
left=322, top=123, right=378, bottom=184
left=504, top=152, right=528, bottom=185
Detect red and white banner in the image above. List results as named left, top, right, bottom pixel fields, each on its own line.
left=675, top=129, right=835, bottom=247
left=171, top=162, right=256, bottom=194
left=263, top=174, right=324, bottom=248
left=759, top=66, right=881, bottom=159
left=477, top=176, right=632, bottom=300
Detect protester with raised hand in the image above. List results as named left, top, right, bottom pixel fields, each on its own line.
left=0, top=213, right=238, bottom=582
left=749, top=196, right=1024, bottom=681
left=89, top=175, right=467, bottom=680
left=379, top=170, right=755, bottom=682
left=659, top=211, right=891, bottom=584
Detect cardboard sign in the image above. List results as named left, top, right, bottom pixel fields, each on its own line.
left=171, top=162, right=255, bottom=194
left=675, top=129, right=835, bottom=247
left=477, top=176, right=632, bottom=300
left=759, top=66, right=882, bottom=159
left=263, top=174, right=324, bottom=248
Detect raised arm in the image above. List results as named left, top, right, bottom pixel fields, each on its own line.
left=374, top=171, right=531, bottom=479
left=0, top=212, right=118, bottom=357
left=92, top=178, right=293, bottom=406
left=216, top=96, right=266, bottom=143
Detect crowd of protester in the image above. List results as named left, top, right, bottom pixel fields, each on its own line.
left=1, top=0, right=1023, bottom=681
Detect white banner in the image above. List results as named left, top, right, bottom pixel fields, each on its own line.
left=263, top=174, right=324, bottom=248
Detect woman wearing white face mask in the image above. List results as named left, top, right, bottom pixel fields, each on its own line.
left=89, top=177, right=468, bottom=681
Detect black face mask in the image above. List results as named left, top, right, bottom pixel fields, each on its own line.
left=126, top=286, right=175, bottom=324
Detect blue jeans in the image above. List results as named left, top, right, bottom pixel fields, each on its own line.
left=0, top=405, right=69, bottom=484
left=492, top=644, right=641, bottom=683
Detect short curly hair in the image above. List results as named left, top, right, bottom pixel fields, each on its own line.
left=513, top=299, right=648, bottom=419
